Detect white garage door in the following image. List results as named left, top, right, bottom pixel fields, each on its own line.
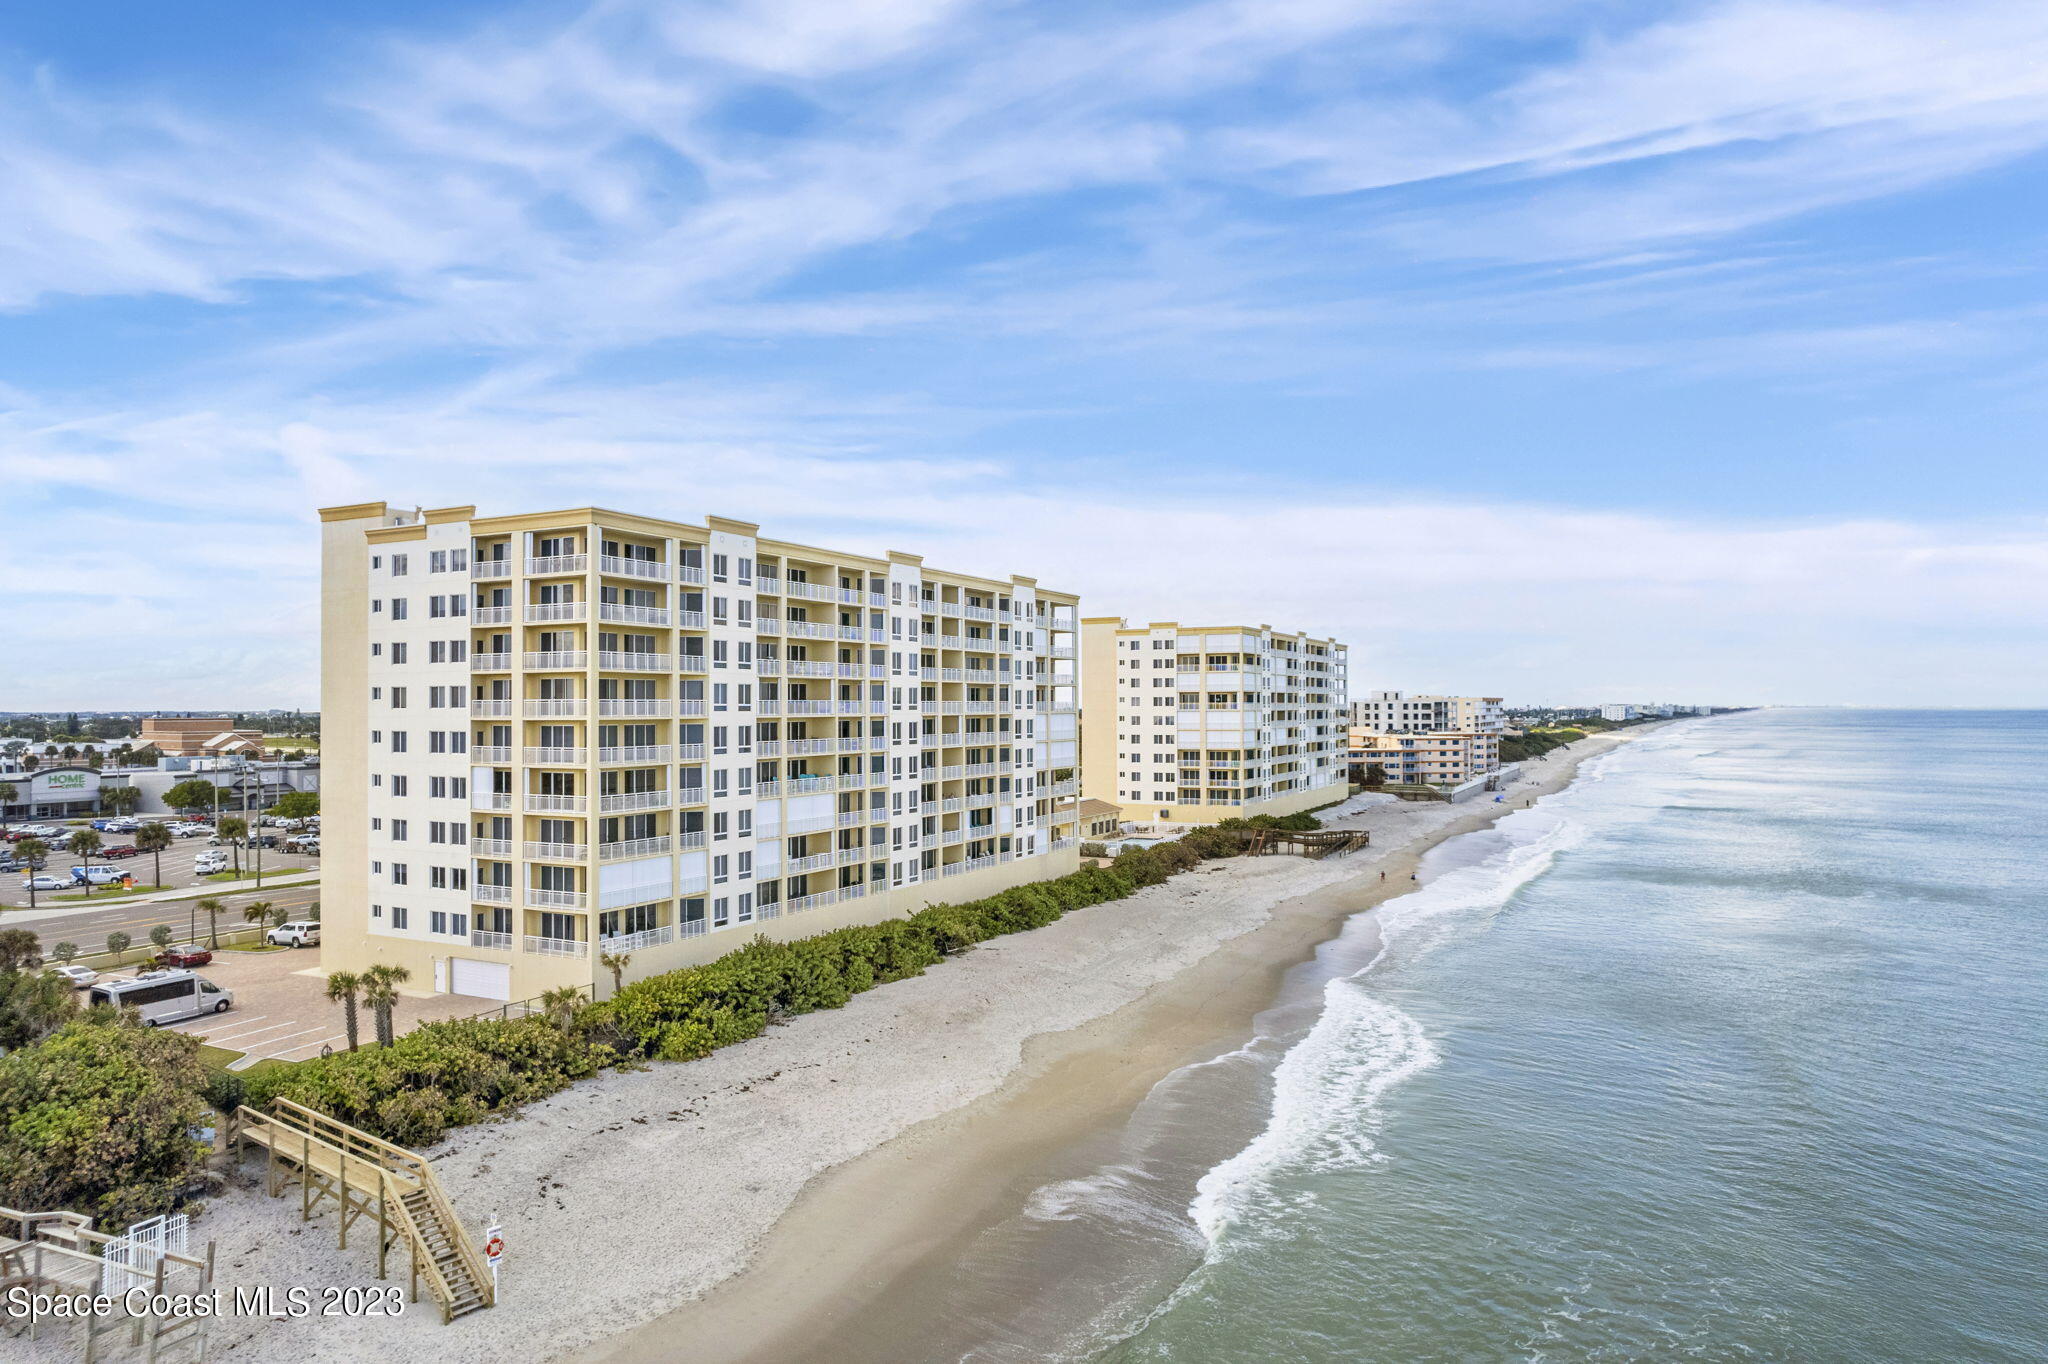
left=449, top=958, right=512, bottom=1001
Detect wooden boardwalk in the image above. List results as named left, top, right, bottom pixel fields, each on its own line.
left=233, top=1098, right=493, bottom=1323
left=1239, top=827, right=1372, bottom=858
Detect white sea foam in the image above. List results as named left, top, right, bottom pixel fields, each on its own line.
left=1189, top=810, right=1586, bottom=1249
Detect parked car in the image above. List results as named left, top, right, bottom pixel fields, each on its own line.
left=20, top=875, right=65, bottom=892
left=50, top=964, right=98, bottom=989
left=266, top=921, right=321, bottom=948
left=284, top=835, right=320, bottom=854
left=70, top=865, right=126, bottom=886
left=170, top=823, right=208, bottom=838
left=193, top=851, right=230, bottom=875
left=100, top=844, right=141, bottom=859
left=153, top=945, right=213, bottom=969
left=89, top=970, right=231, bottom=1024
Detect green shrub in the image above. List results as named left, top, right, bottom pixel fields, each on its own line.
left=0, top=1016, right=211, bottom=1227
left=1079, top=841, right=1109, bottom=859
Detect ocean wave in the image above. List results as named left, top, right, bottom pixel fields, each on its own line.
left=1188, top=811, right=1586, bottom=1250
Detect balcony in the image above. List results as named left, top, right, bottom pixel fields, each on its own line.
left=469, top=929, right=514, bottom=951
left=1048, top=646, right=1076, bottom=660
left=472, top=837, right=513, bottom=858
left=598, top=699, right=670, bottom=717
left=598, top=651, right=671, bottom=672
left=676, top=743, right=705, bottom=760
left=473, top=605, right=513, bottom=625
left=471, top=652, right=512, bottom=671
left=677, top=830, right=708, bottom=851
left=678, top=657, right=707, bottom=675
left=472, top=745, right=513, bottom=764
left=754, top=618, right=782, bottom=635
left=473, top=883, right=513, bottom=904
left=472, top=558, right=512, bottom=579
left=678, top=564, right=707, bottom=585
left=524, top=887, right=587, bottom=910
left=471, top=698, right=513, bottom=717
left=600, top=554, right=666, bottom=581
left=524, top=699, right=586, bottom=718
left=524, top=841, right=588, bottom=862
left=523, top=746, right=586, bottom=765
left=472, top=791, right=514, bottom=812
left=600, top=603, right=669, bottom=626
left=599, top=789, right=669, bottom=813
left=599, top=924, right=674, bottom=953
left=788, top=852, right=836, bottom=874
left=676, top=610, right=706, bottom=630
left=599, top=836, right=672, bottom=860
left=526, top=554, right=587, bottom=576
left=599, top=745, right=670, bottom=765
left=523, top=793, right=586, bottom=814
left=526, top=602, right=586, bottom=623
left=755, top=575, right=782, bottom=594
left=523, top=650, right=588, bottom=670
left=523, top=934, right=586, bottom=957
left=786, top=700, right=832, bottom=715
left=783, top=580, right=830, bottom=601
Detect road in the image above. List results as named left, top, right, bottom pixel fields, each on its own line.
left=5, top=879, right=323, bottom=952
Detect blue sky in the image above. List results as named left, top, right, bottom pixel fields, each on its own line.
left=4, top=0, right=2046, bottom=708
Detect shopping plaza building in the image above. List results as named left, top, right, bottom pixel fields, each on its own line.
left=320, top=502, right=1081, bottom=1002
left=1079, top=619, right=1349, bottom=824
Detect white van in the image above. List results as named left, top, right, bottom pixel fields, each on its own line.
left=87, top=971, right=233, bottom=1026
left=193, top=850, right=229, bottom=875
left=266, top=920, right=321, bottom=948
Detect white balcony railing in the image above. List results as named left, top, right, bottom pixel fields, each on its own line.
left=473, top=883, right=513, bottom=903
left=471, top=652, right=512, bottom=671
left=472, top=745, right=513, bottom=764
left=599, top=745, right=669, bottom=765
left=471, top=698, right=513, bottom=716
left=526, top=554, right=587, bottom=576
left=472, top=838, right=513, bottom=858
left=599, top=789, right=669, bottom=813
left=599, top=836, right=672, bottom=860
left=523, top=793, right=586, bottom=813
left=600, top=554, right=666, bottom=580
left=472, top=605, right=513, bottom=625
left=473, top=559, right=512, bottom=579
left=526, top=602, right=586, bottom=623
left=524, top=698, right=586, bottom=717
left=523, top=651, right=588, bottom=670
left=523, top=747, right=586, bottom=765
left=598, top=651, right=671, bottom=672
left=473, top=791, right=514, bottom=811
left=524, top=887, right=587, bottom=910
left=523, top=842, right=587, bottom=862
left=678, top=564, right=707, bottom=585
left=599, top=924, right=674, bottom=953
left=469, top=929, right=514, bottom=951
left=600, top=603, right=670, bottom=625
left=523, top=934, right=585, bottom=956
left=598, top=699, right=670, bottom=717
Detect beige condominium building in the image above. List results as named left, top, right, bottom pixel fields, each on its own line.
left=1347, top=727, right=1500, bottom=788
left=320, top=502, right=1082, bottom=1003
left=1080, top=619, right=1348, bottom=824
left=1348, top=691, right=1505, bottom=735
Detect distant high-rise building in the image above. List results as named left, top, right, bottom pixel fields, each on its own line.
left=1349, top=691, right=1504, bottom=736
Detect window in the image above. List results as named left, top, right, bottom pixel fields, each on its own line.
left=390, top=731, right=408, bottom=753
left=391, top=687, right=408, bottom=709
left=391, top=775, right=408, bottom=797
left=391, top=554, right=409, bottom=576
left=430, top=911, right=447, bottom=935
left=391, top=905, right=409, bottom=929
left=391, top=863, right=409, bottom=885
left=391, top=598, right=409, bottom=620
left=391, top=820, right=409, bottom=841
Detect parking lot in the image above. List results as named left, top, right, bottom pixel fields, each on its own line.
left=151, top=944, right=499, bottom=1068
left=4, top=818, right=319, bottom=903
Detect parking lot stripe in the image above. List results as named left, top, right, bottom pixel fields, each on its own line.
left=182, top=1019, right=299, bottom=1044
left=273, top=1032, right=349, bottom=1060
left=166, top=1012, right=268, bottom=1036
left=240, top=1026, right=327, bottom=1056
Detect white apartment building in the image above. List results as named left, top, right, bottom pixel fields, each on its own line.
left=320, top=502, right=1082, bottom=1003
left=1349, top=691, right=1505, bottom=735
left=1600, top=703, right=1639, bottom=722
left=1080, top=619, right=1349, bottom=824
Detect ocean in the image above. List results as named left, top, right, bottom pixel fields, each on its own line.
left=993, top=710, right=2047, bottom=1363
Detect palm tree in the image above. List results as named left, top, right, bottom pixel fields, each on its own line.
left=136, top=821, right=172, bottom=890
left=105, top=929, right=132, bottom=961
left=102, top=784, right=141, bottom=816
left=540, top=985, right=584, bottom=1027
left=218, top=817, right=248, bottom=876
left=66, top=828, right=103, bottom=897
left=599, top=949, right=633, bottom=996
left=195, top=896, right=226, bottom=949
left=16, top=838, right=48, bottom=909
left=362, top=964, right=412, bottom=1047
left=0, top=781, right=15, bottom=833
left=325, top=971, right=364, bottom=1051
left=241, top=900, right=279, bottom=943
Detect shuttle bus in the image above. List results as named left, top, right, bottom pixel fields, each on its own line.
left=87, top=971, right=233, bottom=1026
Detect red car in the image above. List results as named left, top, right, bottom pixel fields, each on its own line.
left=101, top=845, right=141, bottom=859
left=153, top=946, right=213, bottom=968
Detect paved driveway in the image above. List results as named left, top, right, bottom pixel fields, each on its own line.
left=152, top=945, right=499, bottom=1068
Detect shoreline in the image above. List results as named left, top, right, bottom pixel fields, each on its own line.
left=585, top=727, right=1654, bottom=1364
left=13, top=728, right=1657, bottom=1364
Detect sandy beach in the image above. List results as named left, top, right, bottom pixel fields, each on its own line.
left=18, top=730, right=1642, bottom=1364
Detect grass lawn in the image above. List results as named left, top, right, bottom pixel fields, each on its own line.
left=196, top=1044, right=245, bottom=1069
left=52, top=883, right=170, bottom=902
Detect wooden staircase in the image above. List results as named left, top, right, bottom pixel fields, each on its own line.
left=236, top=1098, right=494, bottom=1323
